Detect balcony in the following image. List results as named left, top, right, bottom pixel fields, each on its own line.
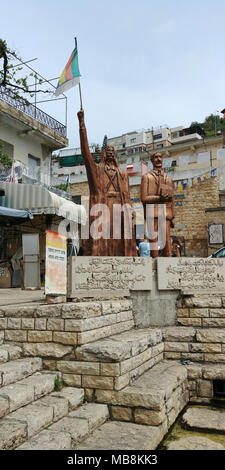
left=171, top=133, right=202, bottom=145
left=0, top=87, right=66, bottom=138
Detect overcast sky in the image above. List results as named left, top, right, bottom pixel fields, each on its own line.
left=1, top=0, right=225, bottom=148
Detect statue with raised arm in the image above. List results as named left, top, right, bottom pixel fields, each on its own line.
left=77, top=109, right=137, bottom=256
left=141, top=152, right=175, bottom=257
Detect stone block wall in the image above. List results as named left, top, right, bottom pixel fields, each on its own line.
left=164, top=293, right=225, bottom=403
left=186, top=363, right=225, bottom=404
left=0, top=299, right=163, bottom=394
left=177, top=294, right=225, bottom=328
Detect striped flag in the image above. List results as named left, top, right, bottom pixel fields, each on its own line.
left=55, top=47, right=81, bottom=97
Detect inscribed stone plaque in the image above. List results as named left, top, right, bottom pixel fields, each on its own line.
left=208, top=224, right=224, bottom=244
left=157, top=258, right=225, bottom=291
left=70, top=257, right=152, bottom=293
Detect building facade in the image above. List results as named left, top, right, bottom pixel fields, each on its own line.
left=0, top=87, right=68, bottom=185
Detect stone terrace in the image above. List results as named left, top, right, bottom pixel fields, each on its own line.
left=1, top=292, right=225, bottom=449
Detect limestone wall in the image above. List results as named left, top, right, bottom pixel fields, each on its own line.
left=164, top=293, right=225, bottom=403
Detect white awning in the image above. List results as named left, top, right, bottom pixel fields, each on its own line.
left=0, top=182, right=87, bottom=225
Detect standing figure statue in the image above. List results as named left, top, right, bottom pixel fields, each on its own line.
left=78, top=109, right=137, bottom=256
left=140, top=152, right=175, bottom=257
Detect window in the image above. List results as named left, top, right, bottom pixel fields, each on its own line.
left=171, top=160, right=177, bottom=167
left=122, top=143, right=126, bottom=148
left=28, top=155, right=40, bottom=181
left=153, top=133, right=162, bottom=141
left=156, top=144, right=163, bottom=149
left=130, top=138, right=136, bottom=143
left=72, top=195, right=81, bottom=205
left=128, top=149, right=134, bottom=155
left=171, top=132, right=179, bottom=139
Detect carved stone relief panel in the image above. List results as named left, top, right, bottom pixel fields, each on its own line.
left=70, top=257, right=152, bottom=292
left=157, top=258, right=225, bottom=291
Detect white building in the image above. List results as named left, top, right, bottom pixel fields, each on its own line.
left=0, top=87, right=68, bottom=185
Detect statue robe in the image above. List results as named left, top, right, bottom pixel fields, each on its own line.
left=79, top=124, right=137, bottom=256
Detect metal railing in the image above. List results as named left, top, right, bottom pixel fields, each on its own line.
left=0, top=87, right=66, bottom=137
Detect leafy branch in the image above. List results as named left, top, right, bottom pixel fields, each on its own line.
left=0, top=142, right=12, bottom=169
left=0, top=39, right=52, bottom=103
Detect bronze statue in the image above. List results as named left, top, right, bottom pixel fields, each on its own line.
left=140, top=152, right=175, bottom=257
left=77, top=109, right=137, bottom=256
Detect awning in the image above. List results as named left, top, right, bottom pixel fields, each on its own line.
left=0, top=206, right=32, bottom=226
left=0, top=182, right=87, bottom=225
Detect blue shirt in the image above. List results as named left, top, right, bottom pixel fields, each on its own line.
left=139, top=241, right=150, bottom=257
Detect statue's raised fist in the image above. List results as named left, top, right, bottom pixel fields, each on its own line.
left=77, top=109, right=84, bottom=121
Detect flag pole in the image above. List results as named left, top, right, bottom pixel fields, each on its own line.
left=75, top=37, right=83, bottom=110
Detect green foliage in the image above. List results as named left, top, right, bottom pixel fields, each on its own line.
left=0, top=38, right=51, bottom=104
left=54, top=374, right=63, bottom=392
left=190, top=113, right=225, bottom=136
left=102, top=135, right=108, bottom=150
left=55, top=183, right=68, bottom=191
left=0, top=142, right=12, bottom=168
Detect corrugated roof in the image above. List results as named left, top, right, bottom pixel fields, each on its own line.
left=0, top=182, right=87, bottom=225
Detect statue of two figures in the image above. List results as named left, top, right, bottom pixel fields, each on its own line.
left=78, top=110, right=175, bottom=257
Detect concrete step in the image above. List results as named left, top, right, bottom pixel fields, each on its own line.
left=165, top=435, right=225, bottom=450
left=0, top=299, right=134, bottom=347
left=58, top=328, right=164, bottom=391
left=0, top=344, right=22, bottom=364
left=16, top=403, right=108, bottom=450
left=73, top=420, right=167, bottom=450
left=0, top=386, right=85, bottom=450
left=0, top=357, right=42, bottom=387
left=181, top=406, right=225, bottom=433
left=96, top=360, right=189, bottom=430
left=0, top=371, right=59, bottom=417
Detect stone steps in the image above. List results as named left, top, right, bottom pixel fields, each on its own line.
left=0, top=386, right=85, bottom=450
left=96, top=360, right=189, bottom=430
left=0, top=344, right=22, bottom=364
left=58, top=328, right=164, bottom=391
left=0, top=357, right=42, bottom=387
left=73, top=420, right=166, bottom=450
left=181, top=406, right=225, bottom=434
left=0, top=371, right=59, bottom=417
left=15, top=403, right=109, bottom=450
left=165, top=436, right=225, bottom=450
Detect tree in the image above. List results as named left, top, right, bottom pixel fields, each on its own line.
left=190, top=113, right=225, bottom=136
left=0, top=38, right=50, bottom=103
left=188, top=123, right=205, bottom=138
left=101, top=135, right=108, bottom=150
left=0, top=142, right=12, bottom=170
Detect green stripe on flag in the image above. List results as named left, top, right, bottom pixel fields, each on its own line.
left=71, top=49, right=81, bottom=78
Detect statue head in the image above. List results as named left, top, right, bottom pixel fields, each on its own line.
left=101, top=145, right=118, bottom=167
left=150, top=152, right=163, bottom=170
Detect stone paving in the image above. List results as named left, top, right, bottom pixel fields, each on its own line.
left=166, top=436, right=225, bottom=450
left=182, top=406, right=225, bottom=433
left=74, top=421, right=166, bottom=450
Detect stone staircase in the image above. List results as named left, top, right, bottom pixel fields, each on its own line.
left=6, top=291, right=225, bottom=449
left=72, top=361, right=188, bottom=450
left=0, top=343, right=108, bottom=450
left=0, top=297, right=192, bottom=450
left=66, top=327, right=164, bottom=393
